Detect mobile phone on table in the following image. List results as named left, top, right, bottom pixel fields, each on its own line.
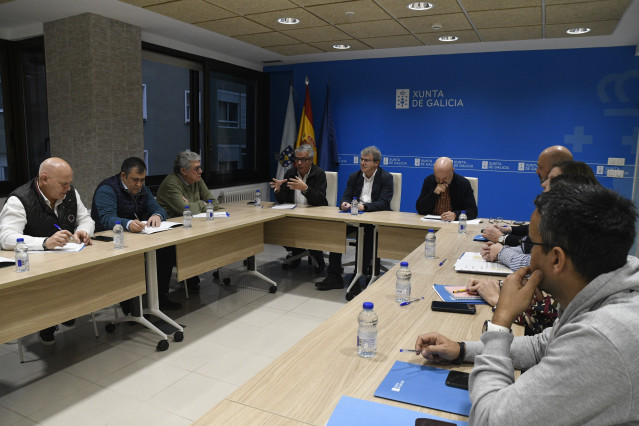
left=415, top=418, right=456, bottom=426
left=92, top=235, right=113, bottom=242
left=431, top=301, right=476, bottom=315
left=445, top=370, right=470, bottom=391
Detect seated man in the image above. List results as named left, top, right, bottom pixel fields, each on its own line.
left=91, top=157, right=180, bottom=311
left=416, top=184, right=639, bottom=424
left=270, top=143, right=328, bottom=273
left=0, top=157, right=94, bottom=344
left=482, top=145, right=573, bottom=246
left=416, top=157, right=477, bottom=220
left=317, top=146, right=393, bottom=291
left=156, top=150, right=219, bottom=292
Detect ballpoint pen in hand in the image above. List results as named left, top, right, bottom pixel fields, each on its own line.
left=54, top=224, right=74, bottom=242
left=400, top=296, right=424, bottom=306
left=399, top=348, right=419, bottom=353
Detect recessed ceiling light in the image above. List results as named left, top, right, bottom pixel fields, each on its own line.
left=438, top=35, right=459, bottom=42
left=407, top=2, right=433, bottom=11
left=277, top=17, right=300, bottom=25
left=333, top=44, right=351, bottom=50
left=566, top=27, right=591, bottom=35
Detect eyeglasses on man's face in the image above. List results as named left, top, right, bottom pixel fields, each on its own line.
left=294, top=157, right=312, bottom=163
left=360, top=157, right=376, bottom=164
left=520, top=236, right=549, bottom=254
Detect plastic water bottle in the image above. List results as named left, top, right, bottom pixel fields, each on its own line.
left=458, top=210, right=467, bottom=234
left=357, top=302, right=378, bottom=358
left=183, top=205, right=192, bottom=229
left=15, top=238, right=29, bottom=272
left=395, top=262, right=412, bottom=303
left=255, top=190, right=262, bottom=207
left=113, top=221, right=124, bottom=249
left=206, top=199, right=215, bottom=221
left=425, top=229, right=436, bottom=259
left=351, top=197, right=359, bottom=215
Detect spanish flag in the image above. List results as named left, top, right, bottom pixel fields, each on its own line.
left=295, top=78, right=317, bottom=164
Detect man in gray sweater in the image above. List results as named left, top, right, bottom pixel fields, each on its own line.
left=416, top=184, right=639, bottom=425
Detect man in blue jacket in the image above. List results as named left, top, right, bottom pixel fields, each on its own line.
left=316, top=146, right=393, bottom=291
left=92, top=157, right=180, bottom=311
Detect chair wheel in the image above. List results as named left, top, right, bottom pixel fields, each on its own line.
left=156, top=340, right=169, bottom=351
left=345, top=292, right=354, bottom=301
left=269, top=285, right=277, bottom=294
left=105, top=323, right=116, bottom=333
left=174, top=331, right=184, bottom=342
left=223, top=278, right=231, bottom=285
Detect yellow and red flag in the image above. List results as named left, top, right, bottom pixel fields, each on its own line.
left=295, top=79, right=317, bottom=164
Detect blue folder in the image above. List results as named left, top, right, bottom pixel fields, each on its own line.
left=327, top=396, right=468, bottom=426
left=432, top=285, right=488, bottom=305
left=473, top=235, right=488, bottom=242
left=374, top=361, right=472, bottom=417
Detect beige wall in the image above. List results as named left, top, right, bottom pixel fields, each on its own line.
left=44, top=13, right=143, bottom=205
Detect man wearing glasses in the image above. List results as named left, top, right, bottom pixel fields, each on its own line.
left=316, top=146, right=393, bottom=291
left=416, top=184, right=639, bottom=424
left=271, top=144, right=328, bottom=272
left=156, top=150, right=220, bottom=293
left=415, top=156, right=477, bottom=220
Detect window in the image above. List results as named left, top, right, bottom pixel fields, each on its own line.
left=184, top=90, right=201, bottom=124
left=142, top=84, right=147, bottom=121
left=217, top=89, right=246, bottom=129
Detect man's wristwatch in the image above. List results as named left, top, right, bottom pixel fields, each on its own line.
left=498, top=234, right=507, bottom=244
left=482, top=320, right=512, bottom=334
left=42, top=238, right=48, bottom=250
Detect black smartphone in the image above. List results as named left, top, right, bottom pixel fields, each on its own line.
left=246, top=201, right=256, bottom=205
left=445, top=370, right=470, bottom=391
left=92, top=235, right=113, bottom=242
left=431, top=301, right=476, bottom=315
left=415, top=418, right=456, bottom=426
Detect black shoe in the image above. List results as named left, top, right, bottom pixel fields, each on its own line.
left=39, top=326, right=57, bottom=346
left=62, top=319, right=76, bottom=326
left=159, top=298, right=182, bottom=311
left=316, top=274, right=344, bottom=291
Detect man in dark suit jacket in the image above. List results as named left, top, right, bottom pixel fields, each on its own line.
left=415, top=157, right=478, bottom=220
left=317, top=146, right=394, bottom=291
left=271, top=144, right=328, bottom=272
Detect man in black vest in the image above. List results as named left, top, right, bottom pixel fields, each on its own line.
left=0, top=157, right=95, bottom=345
left=91, top=157, right=180, bottom=312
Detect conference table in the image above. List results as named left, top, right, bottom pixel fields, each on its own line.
left=195, top=213, right=524, bottom=425
left=1, top=203, right=522, bottom=422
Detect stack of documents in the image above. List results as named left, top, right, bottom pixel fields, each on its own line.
left=140, top=221, right=182, bottom=234
left=421, top=215, right=481, bottom=225
left=454, top=252, right=513, bottom=276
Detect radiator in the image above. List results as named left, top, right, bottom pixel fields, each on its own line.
left=220, top=188, right=258, bottom=203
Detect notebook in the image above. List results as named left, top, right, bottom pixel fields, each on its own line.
left=374, top=361, right=472, bottom=416
left=443, top=286, right=483, bottom=300
left=454, top=252, right=513, bottom=276
left=432, top=285, right=488, bottom=305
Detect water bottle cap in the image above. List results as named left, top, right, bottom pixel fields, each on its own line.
left=461, top=210, right=466, bottom=213
left=185, top=205, right=190, bottom=209
left=400, top=261, right=409, bottom=267
left=16, top=238, right=24, bottom=243
left=428, top=229, right=434, bottom=232
left=363, top=302, right=374, bottom=310
left=115, top=221, right=121, bottom=224
left=256, top=190, right=261, bottom=193
left=208, top=199, right=212, bottom=202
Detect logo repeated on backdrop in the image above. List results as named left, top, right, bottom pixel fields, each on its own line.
left=395, top=88, right=464, bottom=109
left=597, top=69, right=639, bottom=117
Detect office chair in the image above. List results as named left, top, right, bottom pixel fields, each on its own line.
left=466, top=177, right=478, bottom=205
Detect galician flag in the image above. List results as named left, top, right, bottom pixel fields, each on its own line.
left=295, top=77, right=317, bottom=164
left=276, top=85, right=296, bottom=180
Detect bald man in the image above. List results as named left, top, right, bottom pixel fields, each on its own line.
left=536, top=145, right=573, bottom=185
left=416, top=157, right=478, bottom=220
left=0, top=157, right=94, bottom=344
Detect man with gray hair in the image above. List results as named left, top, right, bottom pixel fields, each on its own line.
left=271, top=143, right=328, bottom=272
left=317, top=146, right=393, bottom=292
left=156, top=150, right=219, bottom=217
left=156, top=150, right=219, bottom=293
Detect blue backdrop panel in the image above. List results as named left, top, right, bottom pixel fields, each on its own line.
left=267, top=47, right=639, bottom=220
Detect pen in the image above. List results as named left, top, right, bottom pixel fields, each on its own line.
left=439, top=258, right=447, bottom=266
left=399, top=348, right=419, bottom=353
left=54, top=224, right=74, bottom=242
left=400, top=296, right=424, bottom=306
left=452, top=289, right=468, bottom=294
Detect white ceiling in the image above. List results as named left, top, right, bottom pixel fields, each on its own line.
left=0, top=0, right=638, bottom=71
